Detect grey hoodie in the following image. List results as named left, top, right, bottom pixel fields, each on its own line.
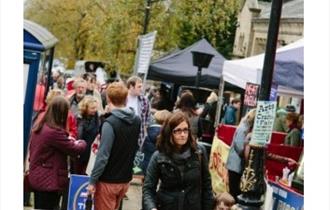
left=89, top=107, right=137, bottom=185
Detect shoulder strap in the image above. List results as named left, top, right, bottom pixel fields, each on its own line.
left=196, top=150, right=202, bottom=193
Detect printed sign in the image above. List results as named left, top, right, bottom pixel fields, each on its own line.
left=250, top=101, right=277, bottom=145
left=244, top=83, right=260, bottom=107
left=269, top=83, right=278, bottom=101
left=134, top=31, right=157, bottom=74
left=269, top=181, right=304, bottom=210
left=68, top=175, right=94, bottom=210
left=209, top=136, right=230, bottom=194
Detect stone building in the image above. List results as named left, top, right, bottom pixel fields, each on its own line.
left=232, top=0, right=303, bottom=58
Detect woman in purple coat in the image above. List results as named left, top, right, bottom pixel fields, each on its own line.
left=28, top=96, right=86, bottom=210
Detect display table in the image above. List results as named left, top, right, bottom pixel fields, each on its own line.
left=216, top=124, right=287, bottom=145
left=214, top=124, right=302, bottom=179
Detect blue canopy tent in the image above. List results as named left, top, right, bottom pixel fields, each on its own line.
left=147, top=38, right=226, bottom=89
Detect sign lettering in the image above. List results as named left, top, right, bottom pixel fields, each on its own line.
left=250, top=101, right=277, bottom=145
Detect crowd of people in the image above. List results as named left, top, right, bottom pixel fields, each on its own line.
left=24, top=68, right=304, bottom=210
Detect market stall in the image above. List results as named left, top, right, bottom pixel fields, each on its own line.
left=147, top=38, right=226, bottom=89
left=209, top=124, right=303, bottom=209
left=222, top=39, right=304, bottom=98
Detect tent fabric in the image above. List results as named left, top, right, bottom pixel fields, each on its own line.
left=274, top=47, right=304, bottom=92
left=147, top=38, right=226, bottom=88
left=223, top=39, right=304, bottom=97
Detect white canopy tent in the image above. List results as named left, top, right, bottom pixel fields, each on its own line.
left=223, top=39, right=304, bottom=98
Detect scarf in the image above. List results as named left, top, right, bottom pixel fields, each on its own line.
left=172, top=148, right=192, bottom=177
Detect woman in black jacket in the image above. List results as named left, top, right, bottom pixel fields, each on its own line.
left=143, top=112, right=214, bottom=210
left=72, top=95, right=100, bottom=175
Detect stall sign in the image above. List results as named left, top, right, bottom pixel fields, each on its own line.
left=209, top=136, right=230, bottom=194
left=269, top=181, right=304, bottom=210
left=68, top=175, right=94, bottom=210
left=243, top=83, right=260, bottom=107
left=250, top=101, right=277, bottom=145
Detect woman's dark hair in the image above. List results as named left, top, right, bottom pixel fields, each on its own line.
left=176, top=91, right=197, bottom=117
left=32, top=96, right=70, bottom=133
left=156, top=111, right=197, bottom=155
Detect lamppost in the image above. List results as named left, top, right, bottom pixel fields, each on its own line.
left=142, top=0, right=152, bottom=35
left=237, top=0, right=283, bottom=209
left=191, top=51, right=214, bottom=87
left=142, top=0, right=167, bottom=34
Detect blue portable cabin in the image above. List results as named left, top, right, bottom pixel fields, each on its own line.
left=24, top=20, right=58, bottom=158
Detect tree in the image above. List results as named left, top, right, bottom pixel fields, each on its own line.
left=24, top=0, right=240, bottom=74
left=171, top=0, right=240, bottom=58
left=24, top=0, right=111, bottom=68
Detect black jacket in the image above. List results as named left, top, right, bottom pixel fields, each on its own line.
left=142, top=144, right=214, bottom=210
left=77, top=114, right=100, bottom=163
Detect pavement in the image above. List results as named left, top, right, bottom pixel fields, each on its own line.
left=24, top=177, right=143, bottom=210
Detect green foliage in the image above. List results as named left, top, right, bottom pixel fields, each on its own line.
left=24, top=0, right=240, bottom=73
left=172, top=0, right=240, bottom=58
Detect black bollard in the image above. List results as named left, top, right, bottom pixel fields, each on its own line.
left=237, top=144, right=266, bottom=208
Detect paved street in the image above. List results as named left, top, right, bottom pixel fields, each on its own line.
left=24, top=178, right=143, bottom=210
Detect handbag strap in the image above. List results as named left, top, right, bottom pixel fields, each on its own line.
left=197, top=151, right=202, bottom=193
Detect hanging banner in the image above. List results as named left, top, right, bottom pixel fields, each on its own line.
left=68, top=175, right=94, bottom=210
left=268, top=181, right=304, bottom=210
left=269, top=83, right=278, bottom=101
left=134, top=31, right=157, bottom=74
left=243, top=82, right=260, bottom=108
left=209, top=136, right=230, bottom=194
left=250, top=101, right=277, bottom=145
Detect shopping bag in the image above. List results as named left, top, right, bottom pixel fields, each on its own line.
left=262, top=180, right=274, bottom=210
left=85, top=135, right=100, bottom=176
left=133, top=150, right=145, bottom=175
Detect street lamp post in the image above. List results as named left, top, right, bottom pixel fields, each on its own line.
left=191, top=51, right=214, bottom=87
left=142, top=0, right=169, bottom=34
left=142, top=0, right=152, bottom=35
left=237, top=0, right=283, bottom=209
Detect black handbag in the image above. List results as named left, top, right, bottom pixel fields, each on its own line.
left=85, top=194, right=93, bottom=210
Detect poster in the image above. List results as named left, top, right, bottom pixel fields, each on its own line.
left=209, top=136, right=230, bottom=194
left=268, top=181, right=304, bottom=210
left=68, top=175, right=94, bottom=210
left=243, top=82, right=260, bottom=107
left=250, top=101, right=277, bottom=145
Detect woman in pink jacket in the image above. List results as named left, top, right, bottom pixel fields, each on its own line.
left=28, top=96, right=86, bottom=210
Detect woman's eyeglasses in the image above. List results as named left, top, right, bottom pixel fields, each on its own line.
left=172, top=128, right=189, bottom=135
